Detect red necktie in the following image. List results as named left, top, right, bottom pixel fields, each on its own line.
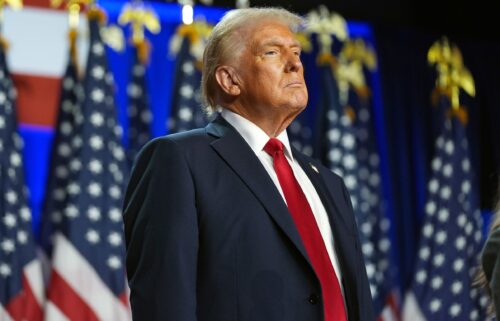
left=264, top=138, right=348, bottom=321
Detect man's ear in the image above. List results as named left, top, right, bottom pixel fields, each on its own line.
left=215, top=66, right=241, bottom=96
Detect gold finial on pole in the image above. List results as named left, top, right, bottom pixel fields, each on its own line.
left=118, top=2, right=160, bottom=45
left=428, top=36, right=475, bottom=117
left=118, top=2, right=160, bottom=64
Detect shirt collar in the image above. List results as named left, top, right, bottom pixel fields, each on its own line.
left=220, top=108, right=294, bottom=161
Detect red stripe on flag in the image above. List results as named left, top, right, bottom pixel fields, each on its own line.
left=6, top=273, right=43, bottom=321
left=118, top=291, right=129, bottom=308
left=23, top=0, right=65, bottom=10
left=47, top=270, right=100, bottom=321
left=12, top=73, right=61, bottom=127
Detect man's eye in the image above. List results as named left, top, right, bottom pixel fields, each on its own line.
left=265, top=51, right=278, bottom=55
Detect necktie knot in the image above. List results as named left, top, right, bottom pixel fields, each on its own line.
left=263, top=138, right=284, bottom=157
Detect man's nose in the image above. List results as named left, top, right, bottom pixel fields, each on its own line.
left=285, top=53, right=302, bottom=72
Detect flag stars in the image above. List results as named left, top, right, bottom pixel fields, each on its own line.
left=419, top=246, right=430, bottom=260
left=451, top=281, right=463, bottom=294
left=328, top=128, right=341, bottom=143
left=86, top=229, right=100, bottom=244
left=0, top=263, right=12, bottom=277
left=128, top=83, right=142, bottom=98
left=89, top=135, right=104, bottom=150
left=17, top=231, right=28, bottom=244
left=67, top=182, right=81, bottom=195
left=108, top=232, right=122, bottom=246
left=87, top=182, right=102, bottom=197
left=70, top=158, right=82, bottom=172
left=435, top=230, right=447, bottom=244
left=182, top=61, right=194, bottom=74
left=425, top=201, right=436, bottom=215
left=442, top=163, right=453, bottom=177
left=91, top=88, right=105, bottom=103
left=180, top=84, right=194, bottom=98
left=431, top=276, right=443, bottom=289
left=1, top=239, right=15, bottom=253
left=90, top=112, right=105, bottom=127
left=416, top=270, right=427, bottom=283
left=109, top=185, right=121, bottom=199
left=179, top=107, right=193, bottom=122
left=0, top=116, right=5, bottom=128
left=429, top=298, right=442, bottom=312
left=65, top=205, right=79, bottom=218
left=87, top=206, right=102, bottom=221
left=89, top=159, right=103, bottom=174
left=109, top=208, right=122, bottom=222
left=432, top=157, right=442, bottom=171
left=433, top=253, right=445, bottom=267
left=438, top=208, right=449, bottom=222
left=423, top=224, right=434, bottom=238
left=3, top=213, right=17, bottom=228
left=439, top=186, right=451, bottom=200
left=453, top=258, right=464, bottom=272
left=60, top=122, right=73, bottom=136
left=20, top=207, right=31, bottom=221
left=449, top=303, right=461, bottom=317
left=341, top=134, right=355, bottom=149
left=92, top=42, right=104, bottom=56
left=91, top=65, right=105, bottom=79
left=455, top=236, right=466, bottom=251
left=107, top=256, right=122, bottom=269
left=6, top=190, right=18, bottom=204
left=445, top=140, right=455, bottom=154
left=133, top=64, right=145, bottom=76
left=10, top=152, right=21, bottom=167
left=56, top=166, right=69, bottom=179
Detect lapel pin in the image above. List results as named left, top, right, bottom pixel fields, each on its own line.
left=309, top=163, right=319, bottom=173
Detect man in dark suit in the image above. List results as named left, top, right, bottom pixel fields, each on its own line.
left=123, top=7, right=374, bottom=321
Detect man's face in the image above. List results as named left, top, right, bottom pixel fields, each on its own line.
left=235, top=21, right=308, bottom=119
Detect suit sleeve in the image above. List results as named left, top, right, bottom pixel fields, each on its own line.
left=340, top=180, right=376, bottom=321
left=123, top=137, right=198, bottom=321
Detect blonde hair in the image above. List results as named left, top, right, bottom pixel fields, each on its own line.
left=201, top=7, right=303, bottom=114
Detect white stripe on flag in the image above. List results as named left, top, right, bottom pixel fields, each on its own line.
left=3, top=7, right=89, bottom=76
left=24, top=258, right=45, bottom=307
left=44, top=301, right=71, bottom=321
left=402, top=291, right=427, bottom=321
left=51, top=233, right=131, bottom=321
left=0, top=304, right=14, bottom=321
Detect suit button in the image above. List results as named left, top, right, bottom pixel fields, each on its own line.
left=308, top=294, right=320, bottom=305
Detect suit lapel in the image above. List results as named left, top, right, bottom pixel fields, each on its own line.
left=293, top=151, right=359, bottom=319
left=206, top=117, right=312, bottom=267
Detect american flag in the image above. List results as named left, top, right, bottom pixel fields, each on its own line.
left=126, top=44, right=151, bottom=165
left=288, top=114, right=314, bottom=157
left=167, top=22, right=212, bottom=133
left=349, top=87, right=400, bottom=321
left=0, top=41, right=44, bottom=321
left=402, top=97, right=489, bottom=320
left=316, top=55, right=399, bottom=320
left=40, top=46, right=82, bottom=275
left=43, top=9, right=131, bottom=321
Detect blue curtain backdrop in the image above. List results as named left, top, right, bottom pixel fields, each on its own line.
left=18, top=0, right=499, bottom=297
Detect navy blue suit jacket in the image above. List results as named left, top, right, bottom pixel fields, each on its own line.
left=123, top=116, right=375, bottom=321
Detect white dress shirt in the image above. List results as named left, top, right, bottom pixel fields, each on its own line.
left=221, top=109, right=345, bottom=297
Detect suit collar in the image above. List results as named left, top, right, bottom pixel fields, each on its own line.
left=206, top=116, right=312, bottom=268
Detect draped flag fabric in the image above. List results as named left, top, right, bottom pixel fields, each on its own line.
left=402, top=97, right=489, bottom=321
left=0, top=43, right=44, bottom=321
left=40, top=47, right=82, bottom=280
left=288, top=115, right=314, bottom=156
left=349, top=86, right=400, bottom=321
left=316, top=53, right=399, bottom=320
left=168, top=23, right=212, bottom=133
left=126, top=45, right=151, bottom=165
left=43, top=10, right=131, bottom=321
